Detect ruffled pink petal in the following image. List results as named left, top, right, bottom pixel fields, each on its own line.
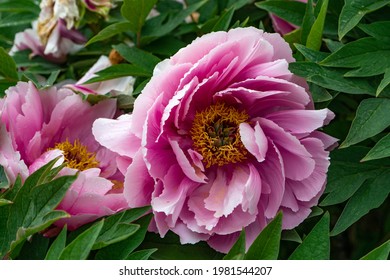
left=93, top=114, right=139, bottom=158
left=0, top=125, right=29, bottom=183
left=266, top=109, right=335, bottom=134
left=259, top=117, right=315, bottom=181
left=240, top=122, right=268, bottom=162
left=124, top=150, right=155, bottom=207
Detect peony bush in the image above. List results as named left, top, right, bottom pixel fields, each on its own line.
left=0, top=0, right=389, bottom=261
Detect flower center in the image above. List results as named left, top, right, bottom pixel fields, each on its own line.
left=53, top=139, right=99, bottom=171
left=190, top=102, right=249, bottom=168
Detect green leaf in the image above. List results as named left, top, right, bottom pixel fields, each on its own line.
left=121, top=0, right=158, bottom=34
left=0, top=198, right=12, bottom=206
left=85, top=21, right=133, bottom=46
left=137, top=231, right=223, bottom=260
left=321, top=161, right=380, bottom=206
left=92, top=207, right=150, bottom=250
left=359, top=21, right=390, bottom=39
left=255, top=1, right=306, bottom=26
left=360, top=239, right=390, bottom=260
left=377, top=68, right=390, bottom=96
left=306, top=0, right=328, bottom=51
left=338, top=0, right=390, bottom=39
left=0, top=1, right=39, bottom=14
left=331, top=171, right=390, bottom=236
left=362, top=133, right=390, bottom=162
left=95, top=214, right=152, bottom=260
left=289, top=212, right=330, bottom=260
left=245, top=211, right=282, bottom=260
left=0, top=165, right=9, bottom=189
left=320, top=37, right=390, bottom=77
left=0, top=47, right=18, bottom=81
left=126, top=248, right=158, bottom=260
left=224, top=230, right=246, bottom=260
left=143, top=36, right=187, bottom=56
left=0, top=12, right=37, bottom=28
left=84, top=64, right=150, bottom=84
left=59, top=220, right=104, bottom=260
left=294, top=44, right=329, bottom=63
left=212, top=7, right=235, bottom=32
left=289, top=62, right=376, bottom=95
left=309, top=83, right=333, bottom=103
left=341, top=98, right=390, bottom=148
left=301, top=0, right=315, bottom=45
left=281, top=229, right=302, bottom=244
left=113, top=44, right=160, bottom=73
left=15, top=234, right=49, bottom=260
left=0, top=159, right=76, bottom=258
left=141, top=0, right=207, bottom=44
left=45, top=226, right=67, bottom=260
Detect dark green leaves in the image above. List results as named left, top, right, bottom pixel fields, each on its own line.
left=362, top=133, right=390, bottom=161
left=223, top=230, right=246, bottom=260
left=84, top=64, right=150, bottom=84
left=331, top=170, right=390, bottom=236
left=255, top=1, right=306, bottom=26
left=245, top=212, right=283, bottom=260
left=59, top=221, right=104, bottom=260
left=321, top=37, right=390, bottom=77
left=113, top=44, right=160, bottom=73
left=0, top=47, right=18, bottom=83
left=338, top=0, right=390, bottom=39
left=341, top=98, right=390, bottom=148
left=0, top=159, right=76, bottom=258
left=121, top=0, right=158, bottom=35
left=44, top=207, right=152, bottom=260
left=360, top=239, right=390, bottom=260
left=85, top=22, right=133, bottom=46
left=289, top=213, right=330, bottom=260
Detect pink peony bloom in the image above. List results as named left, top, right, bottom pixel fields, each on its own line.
left=65, top=55, right=135, bottom=96
left=269, top=0, right=307, bottom=35
left=0, top=81, right=128, bottom=230
left=93, top=27, right=337, bottom=253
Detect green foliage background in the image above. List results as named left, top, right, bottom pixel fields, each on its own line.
left=0, top=0, right=389, bottom=260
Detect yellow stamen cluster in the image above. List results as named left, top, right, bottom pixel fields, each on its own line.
left=190, top=102, right=249, bottom=168
left=53, top=139, right=99, bottom=171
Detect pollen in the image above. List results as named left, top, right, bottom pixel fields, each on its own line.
left=53, top=139, right=99, bottom=171
left=190, top=102, right=249, bottom=168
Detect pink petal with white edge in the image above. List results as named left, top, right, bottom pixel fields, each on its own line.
left=288, top=137, right=330, bottom=202
left=152, top=164, right=198, bottom=225
left=0, top=125, right=29, bottom=183
left=169, top=138, right=207, bottom=183
left=259, top=118, right=315, bottom=181
left=256, top=141, right=285, bottom=219
left=240, top=122, right=268, bottom=162
left=266, top=109, right=335, bottom=134
left=93, top=114, right=139, bottom=158
left=124, top=150, right=155, bottom=207
left=204, top=166, right=248, bottom=218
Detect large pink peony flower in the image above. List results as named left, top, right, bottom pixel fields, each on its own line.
left=0, top=81, right=128, bottom=230
left=269, top=0, right=307, bottom=35
left=93, top=27, right=337, bottom=253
